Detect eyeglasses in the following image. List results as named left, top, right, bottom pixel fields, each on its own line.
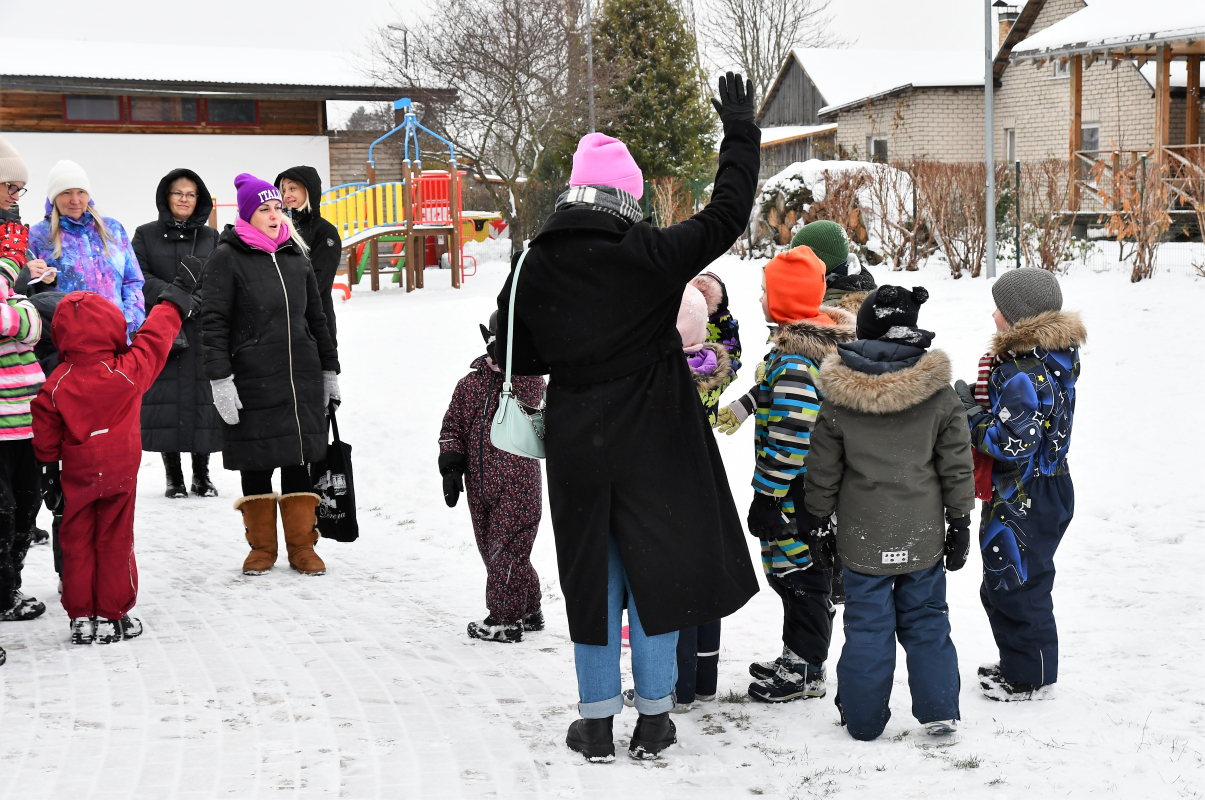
left=4, top=184, right=27, bottom=199
left=169, top=191, right=198, bottom=201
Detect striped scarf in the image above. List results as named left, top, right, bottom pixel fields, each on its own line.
left=554, top=185, right=644, bottom=225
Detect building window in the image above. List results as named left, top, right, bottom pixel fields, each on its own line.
left=130, top=96, right=199, bottom=124
left=63, top=95, right=122, bottom=123
left=1053, top=59, right=1070, bottom=78
left=206, top=99, right=258, bottom=126
left=1079, top=124, right=1100, bottom=180
left=866, top=136, right=888, bottom=163
left=1005, top=128, right=1017, bottom=163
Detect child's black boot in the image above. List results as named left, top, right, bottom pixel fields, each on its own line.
left=467, top=616, right=523, bottom=643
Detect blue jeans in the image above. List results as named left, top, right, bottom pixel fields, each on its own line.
left=574, top=537, right=678, bottom=718
left=837, top=562, right=960, bottom=741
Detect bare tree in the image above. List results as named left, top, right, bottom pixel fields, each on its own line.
left=700, top=0, right=847, bottom=101
left=344, top=103, right=395, bottom=131
left=371, top=0, right=573, bottom=251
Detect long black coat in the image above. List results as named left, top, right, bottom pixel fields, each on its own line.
left=201, top=225, right=340, bottom=472
left=132, top=168, right=222, bottom=454
left=496, top=118, right=762, bottom=645
left=275, top=166, right=342, bottom=348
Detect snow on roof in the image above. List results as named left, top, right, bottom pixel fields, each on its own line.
left=1139, top=60, right=1204, bottom=90
left=2, top=37, right=379, bottom=89
left=787, top=48, right=983, bottom=117
left=1011, top=0, right=1205, bottom=59
left=759, top=124, right=838, bottom=146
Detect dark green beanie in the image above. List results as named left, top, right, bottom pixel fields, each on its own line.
left=790, top=220, right=849, bottom=272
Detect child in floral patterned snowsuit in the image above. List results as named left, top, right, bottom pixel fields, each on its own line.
left=438, top=314, right=546, bottom=643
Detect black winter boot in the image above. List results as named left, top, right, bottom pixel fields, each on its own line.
left=521, top=609, right=545, bottom=632
left=190, top=453, right=218, bottom=497
left=162, top=453, right=187, bottom=498
left=566, top=716, right=615, bottom=762
left=629, top=711, right=676, bottom=760
left=467, top=616, right=523, bottom=643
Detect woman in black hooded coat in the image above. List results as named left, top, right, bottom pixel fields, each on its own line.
left=275, top=166, right=342, bottom=347
left=132, top=168, right=222, bottom=497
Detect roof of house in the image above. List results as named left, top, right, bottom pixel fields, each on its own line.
left=1010, top=0, right=1205, bottom=60
left=759, top=123, right=838, bottom=146
left=991, top=0, right=1048, bottom=85
left=0, top=37, right=432, bottom=101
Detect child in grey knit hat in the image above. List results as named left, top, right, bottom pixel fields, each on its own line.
left=953, top=268, right=1087, bottom=703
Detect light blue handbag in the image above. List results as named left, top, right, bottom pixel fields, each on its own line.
left=490, top=249, right=546, bottom=459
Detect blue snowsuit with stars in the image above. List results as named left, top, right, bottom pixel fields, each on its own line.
left=969, top=310, right=1084, bottom=688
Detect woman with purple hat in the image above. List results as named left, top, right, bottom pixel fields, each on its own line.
left=200, top=173, right=339, bottom=578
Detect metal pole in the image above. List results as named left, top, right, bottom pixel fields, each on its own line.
left=1015, top=159, right=1021, bottom=269
left=586, top=0, right=596, bottom=132
left=984, top=0, right=996, bottom=278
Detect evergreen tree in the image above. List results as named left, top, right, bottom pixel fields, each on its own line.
left=595, top=0, right=716, bottom=180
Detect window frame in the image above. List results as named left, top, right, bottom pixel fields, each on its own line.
left=1052, top=59, right=1071, bottom=79
left=128, top=95, right=201, bottom=126
left=866, top=136, right=888, bottom=163
left=62, top=93, right=125, bottom=124
left=1004, top=128, right=1017, bottom=163
left=204, top=98, right=260, bottom=127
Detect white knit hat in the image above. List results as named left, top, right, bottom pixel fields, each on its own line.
left=0, top=136, right=28, bottom=184
left=46, top=159, right=91, bottom=201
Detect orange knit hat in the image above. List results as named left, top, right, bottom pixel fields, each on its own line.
left=764, top=245, right=831, bottom=325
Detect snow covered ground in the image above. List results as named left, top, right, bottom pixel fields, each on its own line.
left=2, top=242, right=1204, bottom=798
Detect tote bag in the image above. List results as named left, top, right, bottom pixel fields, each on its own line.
left=490, top=249, right=547, bottom=459
left=312, top=404, right=359, bottom=542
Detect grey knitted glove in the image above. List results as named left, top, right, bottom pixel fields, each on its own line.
left=210, top=375, right=242, bottom=425
left=322, top=371, right=341, bottom=412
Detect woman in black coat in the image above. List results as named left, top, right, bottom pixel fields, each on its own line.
left=276, top=166, right=342, bottom=347
left=496, top=74, right=761, bottom=761
left=201, top=173, right=340, bottom=578
left=132, top=168, right=222, bottom=498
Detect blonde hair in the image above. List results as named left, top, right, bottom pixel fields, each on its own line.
left=50, top=203, right=114, bottom=259
left=285, top=217, right=310, bottom=257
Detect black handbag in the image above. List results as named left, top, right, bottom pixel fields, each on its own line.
left=311, top=403, right=358, bottom=542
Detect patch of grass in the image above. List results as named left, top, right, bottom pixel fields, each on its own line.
left=718, top=689, right=749, bottom=704
left=875, top=764, right=887, bottom=772
left=395, top=518, right=415, bottom=527
left=950, top=755, right=981, bottom=770
left=892, top=730, right=910, bottom=742
left=722, top=708, right=752, bottom=731
left=987, top=777, right=1006, bottom=786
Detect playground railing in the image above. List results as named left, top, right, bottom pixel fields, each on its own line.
left=320, top=182, right=368, bottom=207
left=320, top=181, right=408, bottom=240
left=413, top=170, right=466, bottom=226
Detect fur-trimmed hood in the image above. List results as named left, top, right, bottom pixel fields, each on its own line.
left=771, top=305, right=856, bottom=363
left=820, top=348, right=952, bottom=414
left=689, top=342, right=732, bottom=391
left=990, top=310, right=1086, bottom=356
left=832, top=290, right=871, bottom=316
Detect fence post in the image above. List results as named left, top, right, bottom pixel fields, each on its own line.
left=208, top=196, right=218, bottom=229
left=1015, top=160, right=1022, bottom=269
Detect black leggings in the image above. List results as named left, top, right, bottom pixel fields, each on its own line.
left=240, top=464, right=311, bottom=496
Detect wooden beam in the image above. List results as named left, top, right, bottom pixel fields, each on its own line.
left=1154, top=44, right=1170, bottom=164
left=1188, top=54, right=1202, bottom=146
left=1069, top=54, right=1083, bottom=208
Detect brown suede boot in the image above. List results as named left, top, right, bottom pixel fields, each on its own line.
left=235, top=494, right=279, bottom=575
left=279, top=492, right=326, bottom=576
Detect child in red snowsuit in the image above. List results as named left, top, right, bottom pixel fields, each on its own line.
left=31, top=261, right=198, bottom=646
left=439, top=312, right=545, bottom=643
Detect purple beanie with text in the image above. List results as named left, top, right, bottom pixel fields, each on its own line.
left=234, top=173, right=282, bottom=222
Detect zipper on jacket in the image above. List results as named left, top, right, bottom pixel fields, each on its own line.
left=270, top=251, right=305, bottom=463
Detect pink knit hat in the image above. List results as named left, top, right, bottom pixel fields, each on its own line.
left=570, top=133, right=644, bottom=199
left=677, top=284, right=709, bottom=352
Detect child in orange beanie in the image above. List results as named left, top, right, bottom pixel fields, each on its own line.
left=715, top=245, right=856, bottom=703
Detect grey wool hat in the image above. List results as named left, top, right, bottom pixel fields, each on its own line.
left=992, top=267, right=1063, bottom=324
left=0, top=135, right=28, bottom=185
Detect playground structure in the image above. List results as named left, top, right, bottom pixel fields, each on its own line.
left=320, top=98, right=475, bottom=292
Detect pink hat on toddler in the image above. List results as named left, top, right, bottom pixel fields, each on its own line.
left=677, top=284, right=709, bottom=353
left=570, top=133, right=644, bottom=199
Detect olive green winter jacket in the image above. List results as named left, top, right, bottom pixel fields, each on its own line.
left=804, top=344, right=975, bottom=576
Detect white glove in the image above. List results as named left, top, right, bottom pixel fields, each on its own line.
left=210, top=375, right=242, bottom=425
left=322, top=371, right=341, bottom=412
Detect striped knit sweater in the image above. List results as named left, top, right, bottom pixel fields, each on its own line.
left=0, top=259, right=45, bottom=440
left=728, top=307, right=856, bottom=575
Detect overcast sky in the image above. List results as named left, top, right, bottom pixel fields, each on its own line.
left=4, top=0, right=987, bottom=123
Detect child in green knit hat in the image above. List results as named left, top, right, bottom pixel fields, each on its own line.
left=791, top=220, right=876, bottom=315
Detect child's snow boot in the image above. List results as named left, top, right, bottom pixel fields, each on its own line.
left=95, top=618, right=122, bottom=645
left=628, top=711, right=676, bottom=760
left=279, top=493, right=326, bottom=575
left=0, top=644, right=5, bottom=665
left=190, top=453, right=218, bottom=497
left=1, top=590, right=46, bottom=621
left=70, top=617, right=95, bottom=645
left=566, top=716, right=615, bottom=762
left=924, top=719, right=958, bottom=735
left=749, top=643, right=796, bottom=681
left=521, top=609, right=545, bottom=631
left=162, top=453, right=188, bottom=499
left=978, top=663, right=1052, bottom=702
left=30, top=525, right=48, bottom=545
left=467, top=616, right=523, bottom=643
left=748, top=650, right=826, bottom=703
left=235, top=494, right=279, bottom=575
left=119, top=615, right=143, bottom=640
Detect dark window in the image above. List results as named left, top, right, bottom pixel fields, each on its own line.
left=206, top=99, right=257, bottom=125
left=130, top=97, right=199, bottom=123
left=1079, top=125, right=1100, bottom=180
left=871, top=137, right=888, bottom=163
left=64, top=95, right=122, bottom=122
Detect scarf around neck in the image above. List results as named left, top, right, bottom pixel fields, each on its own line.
left=554, top=185, right=643, bottom=225
left=235, top=216, right=291, bottom=253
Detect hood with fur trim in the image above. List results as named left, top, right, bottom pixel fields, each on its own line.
left=989, top=310, right=1086, bottom=356
left=770, top=305, right=856, bottom=363
left=689, top=342, right=731, bottom=391
left=820, top=348, right=952, bottom=415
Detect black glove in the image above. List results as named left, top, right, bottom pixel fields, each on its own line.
left=944, top=512, right=971, bottom=572
left=711, top=71, right=755, bottom=124
left=747, top=493, right=787, bottom=540
left=159, top=256, right=202, bottom=317
left=39, top=460, right=63, bottom=514
left=953, top=379, right=986, bottom=418
left=797, top=507, right=838, bottom=567
left=438, top=451, right=466, bottom=508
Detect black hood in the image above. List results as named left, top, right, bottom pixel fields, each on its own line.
left=155, top=168, right=213, bottom=229
left=837, top=339, right=927, bottom=376
left=275, top=165, right=323, bottom=224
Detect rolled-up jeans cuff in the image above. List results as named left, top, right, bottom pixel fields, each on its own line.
left=633, top=691, right=674, bottom=715
left=578, top=694, right=624, bottom=719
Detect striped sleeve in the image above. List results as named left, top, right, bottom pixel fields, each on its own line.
left=0, top=295, right=41, bottom=345
left=752, top=354, right=821, bottom=499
